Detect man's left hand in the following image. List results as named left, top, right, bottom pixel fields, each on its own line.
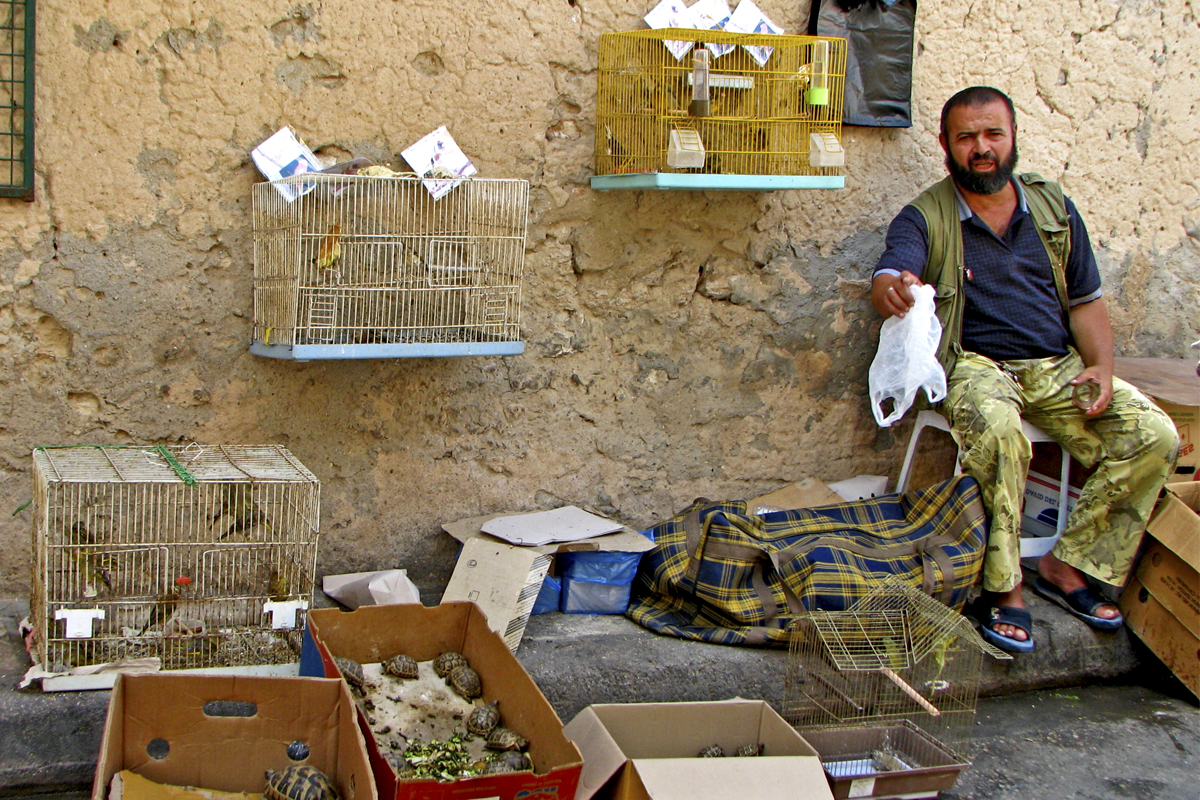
left=1070, top=367, right=1113, bottom=417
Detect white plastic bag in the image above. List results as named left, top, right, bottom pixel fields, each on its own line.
left=869, top=283, right=947, bottom=427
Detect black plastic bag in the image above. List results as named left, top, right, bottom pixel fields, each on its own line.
left=808, top=0, right=917, bottom=127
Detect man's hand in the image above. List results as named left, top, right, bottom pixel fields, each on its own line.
left=1069, top=368, right=1113, bottom=417
left=1067, top=297, right=1115, bottom=417
left=871, top=271, right=924, bottom=318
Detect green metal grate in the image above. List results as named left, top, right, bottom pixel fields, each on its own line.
left=0, top=0, right=33, bottom=200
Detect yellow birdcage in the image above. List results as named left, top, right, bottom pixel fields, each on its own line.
left=29, top=444, right=320, bottom=675
left=252, top=174, right=529, bottom=360
left=783, top=582, right=1010, bottom=796
left=593, top=28, right=847, bottom=190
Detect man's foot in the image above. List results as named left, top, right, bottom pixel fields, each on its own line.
left=969, top=589, right=1035, bottom=654
left=1035, top=553, right=1123, bottom=629
left=987, top=585, right=1029, bottom=642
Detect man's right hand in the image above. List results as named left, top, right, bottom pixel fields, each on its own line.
left=871, top=270, right=924, bottom=318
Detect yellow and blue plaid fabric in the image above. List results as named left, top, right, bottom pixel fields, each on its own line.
left=627, top=475, right=987, bottom=646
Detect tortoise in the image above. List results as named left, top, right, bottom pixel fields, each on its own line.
left=433, top=651, right=469, bottom=678
left=698, top=744, right=725, bottom=758
left=466, top=700, right=501, bottom=736
left=264, top=765, right=339, bottom=800
left=332, top=656, right=366, bottom=692
left=481, top=751, right=531, bottom=775
left=382, top=653, right=419, bottom=679
left=384, top=753, right=415, bottom=779
left=448, top=664, right=482, bottom=699
left=735, top=743, right=763, bottom=757
left=485, top=726, right=528, bottom=751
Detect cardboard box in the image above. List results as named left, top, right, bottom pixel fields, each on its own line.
left=92, top=673, right=376, bottom=800
left=1120, top=482, right=1200, bottom=696
left=1114, top=356, right=1198, bottom=477
left=1121, top=577, right=1199, bottom=697
left=563, top=700, right=835, bottom=800
left=442, top=511, right=654, bottom=647
left=747, top=478, right=843, bottom=514
left=1020, top=468, right=1080, bottom=539
left=306, top=602, right=584, bottom=800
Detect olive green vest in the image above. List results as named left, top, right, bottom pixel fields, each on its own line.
left=908, top=173, right=1073, bottom=378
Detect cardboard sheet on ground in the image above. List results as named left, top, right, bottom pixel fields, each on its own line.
left=443, top=510, right=654, bottom=555
left=747, top=477, right=842, bottom=514
left=481, top=505, right=625, bottom=546
left=322, top=569, right=421, bottom=609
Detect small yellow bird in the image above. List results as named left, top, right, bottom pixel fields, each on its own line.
left=139, top=578, right=188, bottom=633
left=315, top=222, right=342, bottom=270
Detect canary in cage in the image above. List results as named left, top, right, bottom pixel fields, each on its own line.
left=315, top=222, right=342, bottom=270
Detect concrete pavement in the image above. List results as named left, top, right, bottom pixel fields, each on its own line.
left=0, top=583, right=1190, bottom=795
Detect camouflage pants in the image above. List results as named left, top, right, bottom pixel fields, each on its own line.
left=943, top=350, right=1179, bottom=593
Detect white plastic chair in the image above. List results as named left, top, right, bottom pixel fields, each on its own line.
left=894, top=410, right=1071, bottom=558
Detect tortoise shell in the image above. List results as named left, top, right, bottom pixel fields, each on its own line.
left=332, top=656, right=366, bottom=692
left=448, top=664, right=482, bottom=699
left=382, top=653, right=419, bottom=679
left=698, top=744, right=725, bottom=758
left=466, top=700, right=500, bottom=736
left=735, top=743, right=763, bottom=757
left=264, top=765, right=339, bottom=800
left=481, top=751, right=531, bottom=774
left=485, top=726, right=528, bottom=751
left=433, top=651, right=469, bottom=678
left=384, top=753, right=415, bottom=779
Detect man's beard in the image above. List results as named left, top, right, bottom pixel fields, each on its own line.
left=946, top=142, right=1019, bottom=195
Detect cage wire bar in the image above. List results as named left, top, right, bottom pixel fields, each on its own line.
left=251, top=174, right=529, bottom=360
left=0, top=0, right=33, bottom=199
left=30, top=445, right=321, bottom=673
left=784, top=582, right=1010, bottom=780
left=593, top=28, right=846, bottom=190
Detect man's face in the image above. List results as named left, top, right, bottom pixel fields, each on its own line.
left=940, top=99, right=1019, bottom=195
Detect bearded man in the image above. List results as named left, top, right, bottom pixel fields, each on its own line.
left=870, top=86, right=1179, bottom=653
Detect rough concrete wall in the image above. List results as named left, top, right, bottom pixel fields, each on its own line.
left=0, top=0, right=1196, bottom=597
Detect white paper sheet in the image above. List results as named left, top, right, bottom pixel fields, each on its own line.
left=400, top=126, right=477, bottom=200
left=481, top=506, right=625, bottom=546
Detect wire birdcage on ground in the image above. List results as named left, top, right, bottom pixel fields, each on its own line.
left=251, top=174, right=529, bottom=360
left=784, top=582, right=1009, bottom=792
left=29, top=445, right=320, bottom=673
left=594, top=29, right=847, bottom=190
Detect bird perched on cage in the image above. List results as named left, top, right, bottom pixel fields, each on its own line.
left=210, top=484, right=273, bottom=540
left=399, top=241, right=425, bottom=273
left=68, top=521, right=115, bottom=598
left=267, top=567, right=291, bottom=602
left=314, top=223, right=342, bottom=270
left=139, top=576, right=191, bottom=635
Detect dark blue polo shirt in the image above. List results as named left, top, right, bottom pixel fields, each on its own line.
left=873, top=180, right=1102, bottom=363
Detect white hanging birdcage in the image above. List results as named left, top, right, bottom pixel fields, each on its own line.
left=251, top=173, right=529, bottom=360
left=29, top=444, right=320, bottom=674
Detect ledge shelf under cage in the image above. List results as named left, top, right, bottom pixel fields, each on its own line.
left=251, top=174, right=529, bottom=360
left=592, top=28, right=848, bottom=192
left=29, top=444, right=321, bottom=678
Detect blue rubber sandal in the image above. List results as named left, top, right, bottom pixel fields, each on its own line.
left=1032, top=577, right=1124, bottom=631
left=970, top=601, right=1035, bottom=654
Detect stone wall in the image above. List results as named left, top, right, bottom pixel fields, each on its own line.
left=1, top=0, right=1196, bottom=597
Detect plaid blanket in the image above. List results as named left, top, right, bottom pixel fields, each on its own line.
left=627, top=475, right=987, bottom=646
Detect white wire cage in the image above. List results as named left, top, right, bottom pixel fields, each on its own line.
left=251, top=174, right=529, bottom=360
left=29, top=444, right=320, bottom=673
left=783, top=582, right=1010, bottom=788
